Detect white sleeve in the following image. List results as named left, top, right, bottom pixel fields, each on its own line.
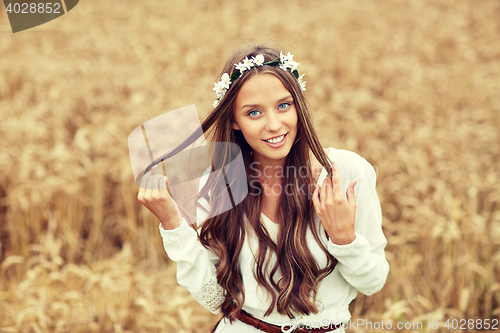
left=326, top=151, right=390, bottom=296
left=158, top=168, right=225, bottom=314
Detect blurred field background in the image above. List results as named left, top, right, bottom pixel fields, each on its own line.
left=1, top=0, right=499, bottom=332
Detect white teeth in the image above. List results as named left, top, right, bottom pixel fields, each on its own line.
left=266, top=135, right=285, bottom=144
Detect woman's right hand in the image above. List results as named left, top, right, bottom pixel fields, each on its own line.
left=137, top=165, right=182, bottom=230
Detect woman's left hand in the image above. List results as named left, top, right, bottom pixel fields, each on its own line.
left=312, top=160, right=357, bottom=245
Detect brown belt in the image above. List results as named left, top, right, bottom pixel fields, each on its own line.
left=212, top=305, right=343, bottom=333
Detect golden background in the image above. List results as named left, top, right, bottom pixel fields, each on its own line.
left=0, top=0, right=499, bottom=332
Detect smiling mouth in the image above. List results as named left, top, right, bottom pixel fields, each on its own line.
left=263, top=133, right=287, bottom=144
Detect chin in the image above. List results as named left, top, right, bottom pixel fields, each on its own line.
left=262, top=144, right=294, bottom=161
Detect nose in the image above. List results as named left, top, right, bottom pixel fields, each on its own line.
left=265, top=111, right=282, bottom=132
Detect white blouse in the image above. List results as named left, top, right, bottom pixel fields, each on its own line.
left=159, top=147, right=389, bottom=328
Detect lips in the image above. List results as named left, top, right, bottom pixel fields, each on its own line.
left=263, top=133, right=287, bottom=143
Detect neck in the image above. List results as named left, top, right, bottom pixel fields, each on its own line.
left=251, top=153, right=287, bottom=186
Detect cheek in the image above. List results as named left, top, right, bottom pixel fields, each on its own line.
left=242, top=126, right=260, bottom=141
left=236, top=120, right=258, bottom=141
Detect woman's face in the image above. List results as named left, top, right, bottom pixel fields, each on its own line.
left=232, top=73, right=298, bottom=167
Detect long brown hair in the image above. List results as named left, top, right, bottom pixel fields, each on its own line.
left=148, top=43, right=336, bottom=320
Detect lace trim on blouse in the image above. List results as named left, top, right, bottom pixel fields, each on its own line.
left=191, top=276, right=225, bottom=314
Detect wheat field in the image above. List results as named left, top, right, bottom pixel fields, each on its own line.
left=0, top=0, right=499, bottom=332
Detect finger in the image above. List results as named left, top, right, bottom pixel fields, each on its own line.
left=312, top=184, right=320, bottom=208
left=331, top=161, right=343, bottom=196
left=145, top=172, right=156, bottom=190
left=320, top=178, right=328, bottom=205
left=139, top=170, right=149, bottom=190
left=346, top=178, right=357, bottom=206
left=146, top=173, right=163, bottom=192
left=159, top=175, right=168, bottom=193
left=138, top=176, right=146, bottom=199
left=144, top=175, right=163, bottom=202
left=154, top=174, right=166, bottom=190
left=325, top=175, right=333, bottom=201
left=140, top=164, right=157, bottom=189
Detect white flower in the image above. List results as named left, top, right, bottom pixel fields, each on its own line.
left=253, top=54, right=264, bottom=66
left=218, top=87, right=227, bottom=98
left=242, top=57, right=253, bottom=70
left=212, top=83, right=220, bottom=95
left=280, top=51, right=293, bottom=63
left=279, top=51, right=286, bottom=62
left=235, top=62, right=246, bottom=72
left=297, top=73, right=306, bottom=91
left=213, top=99, right=220, bottom=108
left=213, top=82, right=220, bottom=94
left=212, top=82, right=225, bottom=99
left=278, top=51, right=300, bottom=72
left=288, top=60, right=299, bottom=71
left=220, top=73, right=231, bottom=89
left=213, top=73, right=231, bottom=99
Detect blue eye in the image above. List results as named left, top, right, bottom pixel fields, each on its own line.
left=247, top=110, right=260, bottom=117
left=278, top=103, right=290, bottom=110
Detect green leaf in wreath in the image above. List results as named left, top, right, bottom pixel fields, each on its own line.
left=264, top=60, right=281, bottom=67
left=230, top=70, right=241, bottom=81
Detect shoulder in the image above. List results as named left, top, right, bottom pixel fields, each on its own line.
left=325, top=147, right=369, bottom=165
left=324, top=147, right=377, bottom=181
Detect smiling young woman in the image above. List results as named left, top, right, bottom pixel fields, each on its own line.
left=137, top=43, right=389, bottom=333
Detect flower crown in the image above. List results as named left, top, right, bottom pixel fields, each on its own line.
left=213, top=51, right=306, bottom=108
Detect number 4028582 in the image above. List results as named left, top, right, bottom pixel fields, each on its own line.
left=5, top=3, right=61, bottom=14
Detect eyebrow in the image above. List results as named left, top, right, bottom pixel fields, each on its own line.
left=240, top=95, right=293, bottom=111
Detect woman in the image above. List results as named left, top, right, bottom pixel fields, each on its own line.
left=138, top=44, right=389, bottom=333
